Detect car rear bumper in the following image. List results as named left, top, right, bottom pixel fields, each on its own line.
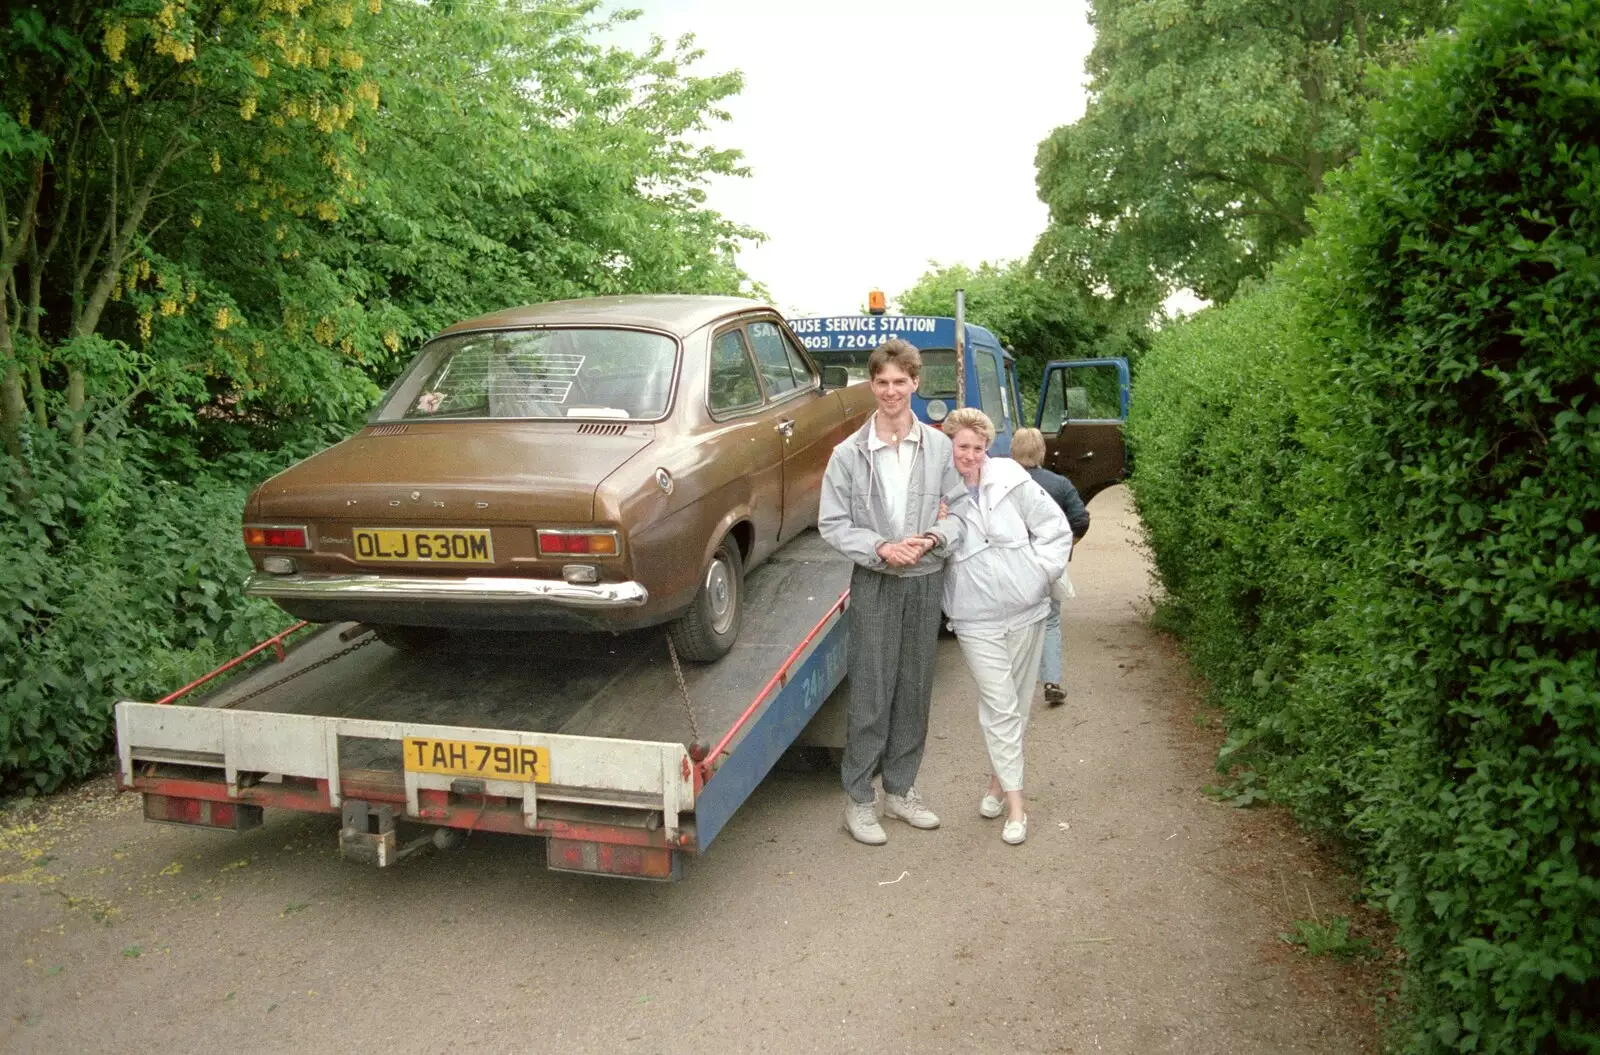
left=244, top=572, right=649, bottom=609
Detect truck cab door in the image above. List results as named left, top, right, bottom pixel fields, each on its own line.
left=1034, top=358, right=1130, bottom=500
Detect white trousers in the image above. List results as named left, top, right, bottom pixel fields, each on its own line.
left=955, top=617, right=1047, bottom=792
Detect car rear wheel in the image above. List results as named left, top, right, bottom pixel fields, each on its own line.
left=669, top=536, right=743, bottom=662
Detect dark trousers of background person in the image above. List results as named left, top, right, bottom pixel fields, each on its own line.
left=840, top=564, right=946, bottom=804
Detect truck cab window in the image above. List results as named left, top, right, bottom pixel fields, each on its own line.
left=977, top=351, right=1005, bottom=429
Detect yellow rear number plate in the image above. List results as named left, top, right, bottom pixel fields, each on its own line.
left=403, top=737, right=549, bottom=783
left=353, top=527, right=493, bottom=563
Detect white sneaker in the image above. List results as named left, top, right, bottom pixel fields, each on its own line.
left=884, top=787, right=940, bottom=829
left=979, top=794, right=1004, bottom=819
left=844, top=799, right=887, bottom=845
left=1002, top=815, right=1028, bottom=845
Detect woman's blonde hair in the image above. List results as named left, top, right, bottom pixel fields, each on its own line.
left=1010, top=427, right=1046, bottom=467
left=941, top=407, right=995, bottom=446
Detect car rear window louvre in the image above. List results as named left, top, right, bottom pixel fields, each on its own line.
left=367, top=424, right=409, bottom=436
left=575, top=422, right=628, bottom=436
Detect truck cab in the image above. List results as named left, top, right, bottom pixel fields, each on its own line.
left=786, top=308, right=1131, bottom=498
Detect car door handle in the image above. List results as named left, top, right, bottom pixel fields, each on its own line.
left=776, top=419, right=795, bottom=438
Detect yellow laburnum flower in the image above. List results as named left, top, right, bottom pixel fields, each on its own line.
left=251, top=56, right=271, bottom=78
left=210, top=149, right=221, bottom=174
left=339, top=336, right=354, bottom=355
left=313, top=318, right=336, bottom=345
left=138, top=308, right=153, bottom=342
left=16, top=102, right=28, bottom=127
left=124, top=69, right=141, bottom=95
left=333, top=4, right=353, bottom=28
left=156, top=3, right=177, bottom=30
left=356, top=81, right=379, bottom=109
left=338, top=50, right=363, bottom=71
left=214, top=307, right=233, bottom=331
left=275, top=224, right=287, bottom=241
left=159, top=298, right=178, bottom=316
left=314, top=201, right=338, bottom=222
left=104, top=23, right=127, bottom=62
left=190, top=212, right=202, bottom=228
left=368, top=0, right=381, bottom=13
left=382, top=330, right=400, bottom=353
left=315, top=47, right=330, bottom=69
left=240, top=96, right=257, bottom=121
left=139, top=260, right=152, bottom=280
left=252, top=341, right=266, bottom=359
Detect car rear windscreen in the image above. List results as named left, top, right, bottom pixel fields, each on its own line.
left=376, top=328, right=676, bottom=421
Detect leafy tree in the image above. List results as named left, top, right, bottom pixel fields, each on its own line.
left=1034, top=0, right=1451, bottom=305
left=0, top=0, right=384, bottom=458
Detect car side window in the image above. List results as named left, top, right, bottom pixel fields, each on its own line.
left=709, top=329, right=762, bottom=414
left=746, top=321, right=799, bottom=397
left=781, top=329, right=817, bottom=388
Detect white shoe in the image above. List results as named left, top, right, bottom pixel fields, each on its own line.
left=1002, top=815, right=1028, bottom=845
left=883, top=786, right=940, bottom=829
left=979, top=794, right=1004, bottom=819
left=844, top=799, right=887, bottom=845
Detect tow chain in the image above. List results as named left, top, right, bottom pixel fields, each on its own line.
left=664, top=632, right=704, bottom=751
left=219, top=634, right=378, bottom=709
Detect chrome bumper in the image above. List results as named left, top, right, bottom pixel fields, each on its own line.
left=244, top=572, right=649, bottom=609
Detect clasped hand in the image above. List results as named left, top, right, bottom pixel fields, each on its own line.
left=878, top=536, right=933, bottom=567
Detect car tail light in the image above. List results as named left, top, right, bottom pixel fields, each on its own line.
left=537, top=529, right=620, bottom=557
left=244, top=525, right=310, bottom=549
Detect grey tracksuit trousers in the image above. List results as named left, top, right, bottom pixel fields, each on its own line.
left=841, top=564, right=946, bottom=804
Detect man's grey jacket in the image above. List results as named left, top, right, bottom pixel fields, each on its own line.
left=818, top=417, right=968, bottom=576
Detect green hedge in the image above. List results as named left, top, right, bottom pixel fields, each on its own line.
left=0, top=429, right=295, bottom=793
left=1128, top=1, right=1600, bottom=1050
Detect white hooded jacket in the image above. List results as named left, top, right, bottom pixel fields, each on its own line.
left=942, top=456, right=1073, bottom=635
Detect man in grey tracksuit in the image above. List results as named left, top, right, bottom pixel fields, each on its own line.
left=818, top=339, right=967, bottom=845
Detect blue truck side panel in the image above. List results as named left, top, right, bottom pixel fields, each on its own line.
left=693, top=607, right=850, bottom=851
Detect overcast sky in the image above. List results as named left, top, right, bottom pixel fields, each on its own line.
left=605, top=1, right=1096, bottom=316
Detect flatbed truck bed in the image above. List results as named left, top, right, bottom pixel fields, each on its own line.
left=115, top=532, right=852, bottom=880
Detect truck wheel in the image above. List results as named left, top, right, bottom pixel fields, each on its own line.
left=373, top=625, right=437, bottom=652
left=669, top=536, right=743, bottom=662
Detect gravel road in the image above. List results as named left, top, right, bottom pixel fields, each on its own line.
left=2, top=485, right=1379, bottom=1054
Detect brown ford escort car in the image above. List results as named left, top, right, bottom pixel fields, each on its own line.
left=243, top=295, right=874, bottom=660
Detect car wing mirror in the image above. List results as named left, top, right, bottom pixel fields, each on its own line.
left=820, top=365, right=850, bottom=390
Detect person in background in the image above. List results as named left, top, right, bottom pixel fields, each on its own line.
left=940, top=409, right=1072, bottom=845
left=1009, top=427, right=1090, bottom=708
left=818, top=339, right=967, bottom=846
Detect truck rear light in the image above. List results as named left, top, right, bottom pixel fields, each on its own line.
left=537, top=529, right=619, bottom=557
left=244, top=524, right=310, bottom=549
left=547, top=838, right=678, bottom=881
left=143, top=794, right=264, bottom=832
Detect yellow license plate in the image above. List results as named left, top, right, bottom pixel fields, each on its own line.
left=352, top=527, right=493, bottom=563
left=403, top=737, right=550, bottom=783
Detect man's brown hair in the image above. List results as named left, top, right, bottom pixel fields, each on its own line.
left=867, top=338, right=922, bottom=381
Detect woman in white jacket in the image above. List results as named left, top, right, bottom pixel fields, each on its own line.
left=941, top=408, right=1073, bottom=844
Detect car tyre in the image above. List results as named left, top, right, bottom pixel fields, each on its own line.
left=669, top=536, right=743, bottom=662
